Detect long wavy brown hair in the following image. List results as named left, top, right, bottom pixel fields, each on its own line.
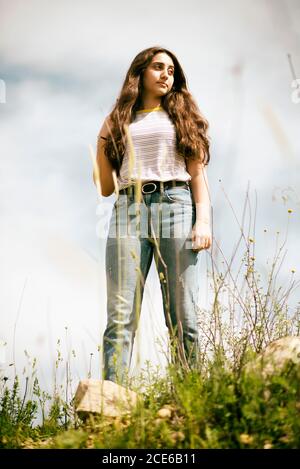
left=102, top=46, right=211, bottom=176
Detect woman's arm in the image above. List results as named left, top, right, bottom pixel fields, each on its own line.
left=186, top=157, right=212, bottom=251
left=93, top=117, right=115, bottom=197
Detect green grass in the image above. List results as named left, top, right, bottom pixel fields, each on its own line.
left=1, top=189, right=299, bottom=449
left=1, top=354, right=300, bottom=449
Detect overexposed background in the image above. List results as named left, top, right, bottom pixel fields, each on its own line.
left=0, top=0, right=299, bottom=393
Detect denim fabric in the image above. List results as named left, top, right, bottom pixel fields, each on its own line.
left=103, top=184, right=201, bottom=384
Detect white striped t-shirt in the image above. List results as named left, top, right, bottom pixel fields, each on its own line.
left=117, top=106, right=192, bottom=190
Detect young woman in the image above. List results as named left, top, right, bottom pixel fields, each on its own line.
left=94, top=46, right=212, bottom=385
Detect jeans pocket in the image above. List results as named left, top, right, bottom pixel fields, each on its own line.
left=114, top=194, right=128, bottom=209
left=165, top=186, right=192, bottom=204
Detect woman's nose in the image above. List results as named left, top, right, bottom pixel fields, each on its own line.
left=160, top=68, right=168, bottom=79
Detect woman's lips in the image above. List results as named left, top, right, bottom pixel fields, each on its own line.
left=157, top=82, right=167, bottom=87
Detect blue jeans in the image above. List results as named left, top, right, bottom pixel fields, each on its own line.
left=103, top=184, right=201, bottom=383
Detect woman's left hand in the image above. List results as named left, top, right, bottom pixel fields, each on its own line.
left=191, top=221, right=212, bottom=252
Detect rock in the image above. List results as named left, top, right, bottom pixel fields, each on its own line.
left=244, top=335, right=300, bottom=378
left=73, top=379, right=138, bottom=418
left=157, top=407, right=172, bottom=419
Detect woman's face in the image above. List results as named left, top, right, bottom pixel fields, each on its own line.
left=141, top=52, right=175, bottom=99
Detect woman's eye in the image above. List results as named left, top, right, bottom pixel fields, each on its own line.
left=154, top=65, right=174, bottom=75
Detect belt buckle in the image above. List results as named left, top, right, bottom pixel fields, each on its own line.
left=141, top=182, right=157, bottom=194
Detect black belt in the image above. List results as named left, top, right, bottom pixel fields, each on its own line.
left=119, top=180, right=190, bottom=195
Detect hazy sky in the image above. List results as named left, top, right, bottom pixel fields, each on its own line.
left=0, top=0, right=299, bottom=392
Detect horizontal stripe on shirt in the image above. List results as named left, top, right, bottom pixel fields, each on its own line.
left=117, top=108, right=191, bottom=190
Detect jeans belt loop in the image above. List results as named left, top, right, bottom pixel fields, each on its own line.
left=128, top=185, right=133, bottom=198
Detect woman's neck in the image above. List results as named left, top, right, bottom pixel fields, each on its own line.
left=140, top=97, right=161, bottom=110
